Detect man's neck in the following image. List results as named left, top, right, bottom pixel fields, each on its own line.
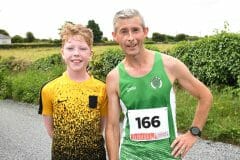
left=123, top=50, right=155, bottom=77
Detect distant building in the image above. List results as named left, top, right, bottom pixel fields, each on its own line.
left=0, top=34, right=11, bottom=44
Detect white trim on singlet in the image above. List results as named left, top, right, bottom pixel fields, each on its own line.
left=170, top=87, right=178, bottom=137
left=119, top=99, right=127, bottom=158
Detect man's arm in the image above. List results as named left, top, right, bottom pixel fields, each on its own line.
left=165, top=57, right=213, bottom=158
left=105, top=69, right=121, bottom=160
left=43, top=115, right=53, bottom=138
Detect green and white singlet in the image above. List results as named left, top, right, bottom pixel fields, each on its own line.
left=118, top=52, right=180, bottom=160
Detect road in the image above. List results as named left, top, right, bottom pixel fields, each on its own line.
left=0, top=99, right=240, bottom=160
left=0, top=100, right=51, bottom=160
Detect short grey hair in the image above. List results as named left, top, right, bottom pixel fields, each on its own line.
left=113, top=9, right=145, bottom=31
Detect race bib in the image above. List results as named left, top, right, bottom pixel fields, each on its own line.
left=128, top=107, right=170, bottom=141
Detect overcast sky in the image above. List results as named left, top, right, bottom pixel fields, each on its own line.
left=1, top=0, right=239, bottom=40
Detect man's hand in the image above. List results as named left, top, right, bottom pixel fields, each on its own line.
left=171, top=132, right=198, bottom=158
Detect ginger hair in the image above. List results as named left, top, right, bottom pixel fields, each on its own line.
left=59, top=22, right=93, bottom=48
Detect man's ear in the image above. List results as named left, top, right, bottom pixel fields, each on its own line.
left=143, top=27, right=149, bottom=37
left=112, top=31, right=118, bottom=42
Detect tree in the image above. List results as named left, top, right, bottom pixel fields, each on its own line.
left=0, top=29, right=10, bottom=36
left=25, top=32, right=35, bottom=42
left=86, top=20, right=103, bottom=43
left=175, top=33, right=188, bottom=42
left=186, top=36, right=200, bottom=41
left=12, top=35, right=24, bottom=43
left=165, top=35, right=175, bottom=42
left=152, top=32, right=166, bottom=42
left=102, top=37, right=108, bottom=42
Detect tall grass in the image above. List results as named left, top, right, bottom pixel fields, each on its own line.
left=0, top=47, right=60, bottom=61
left=175, top=86, right=240, bottom=145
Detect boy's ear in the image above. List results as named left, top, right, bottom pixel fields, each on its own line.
left=61, top=48, right=64, bottom=57
left=89, top=50, right=93, bottom=60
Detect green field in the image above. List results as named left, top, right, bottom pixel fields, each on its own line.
left=0, top=44, right=173, bottom=62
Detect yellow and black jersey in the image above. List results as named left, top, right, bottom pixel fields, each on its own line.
left=39, top=72, right=107, bottom=160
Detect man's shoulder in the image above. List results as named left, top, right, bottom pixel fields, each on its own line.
left=161, top=53, right=178, bottom=65
left=106, top=67, right=119, bottom=83
left=107, top=66, right=119, bottom=76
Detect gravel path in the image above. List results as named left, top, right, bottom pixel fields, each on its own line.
left=0, top=99, right=240, bottom=160
left=0, top=100, right=51, bottom=160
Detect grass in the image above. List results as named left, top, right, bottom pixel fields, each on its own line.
left=0, top=44, right=173, bottom=62
left=156, top=43, right=174, bottom=53
left=175, top=86, right=240, bottom=145
left=0, top=45, right=120, bottom=62
left=0, top=47, right=60, bottom=62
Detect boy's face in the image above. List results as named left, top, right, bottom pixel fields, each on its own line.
left=61, top=35, right=92, bottom=73
left=112, top=16, right=148, bottom=56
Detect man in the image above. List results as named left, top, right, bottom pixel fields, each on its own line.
left=105, top=9, right=212, bottom=160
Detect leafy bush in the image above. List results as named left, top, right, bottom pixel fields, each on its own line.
left=11, top=68, right=65, bottom=104
left=10, top=54, right=65, bottom=104
left=145, top=44, right=160, bottom=52
left=0, top=69, right=12, bottom=99
left=0, top=54, right=65, bottom=101
left=11, top=70, right=45, bottom=103
left=0, top=57, right=13, bottom=99
left=90, top=44, right=160, bottom=81
left=90, top=48, right=124, bottom=81
left=171, top=32, right=240, bottom=87
left=30, top=53, right=63, bottom=71
left=0, top=56, right=31, bottom=72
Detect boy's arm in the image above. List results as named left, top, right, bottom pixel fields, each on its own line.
left=43, top=115, right=53, bottom=138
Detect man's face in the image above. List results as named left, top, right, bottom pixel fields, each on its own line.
left=112, top=16, right=148, bottom=56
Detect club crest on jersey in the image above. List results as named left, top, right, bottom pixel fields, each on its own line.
left=150, top=76, right=162, bottom=89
